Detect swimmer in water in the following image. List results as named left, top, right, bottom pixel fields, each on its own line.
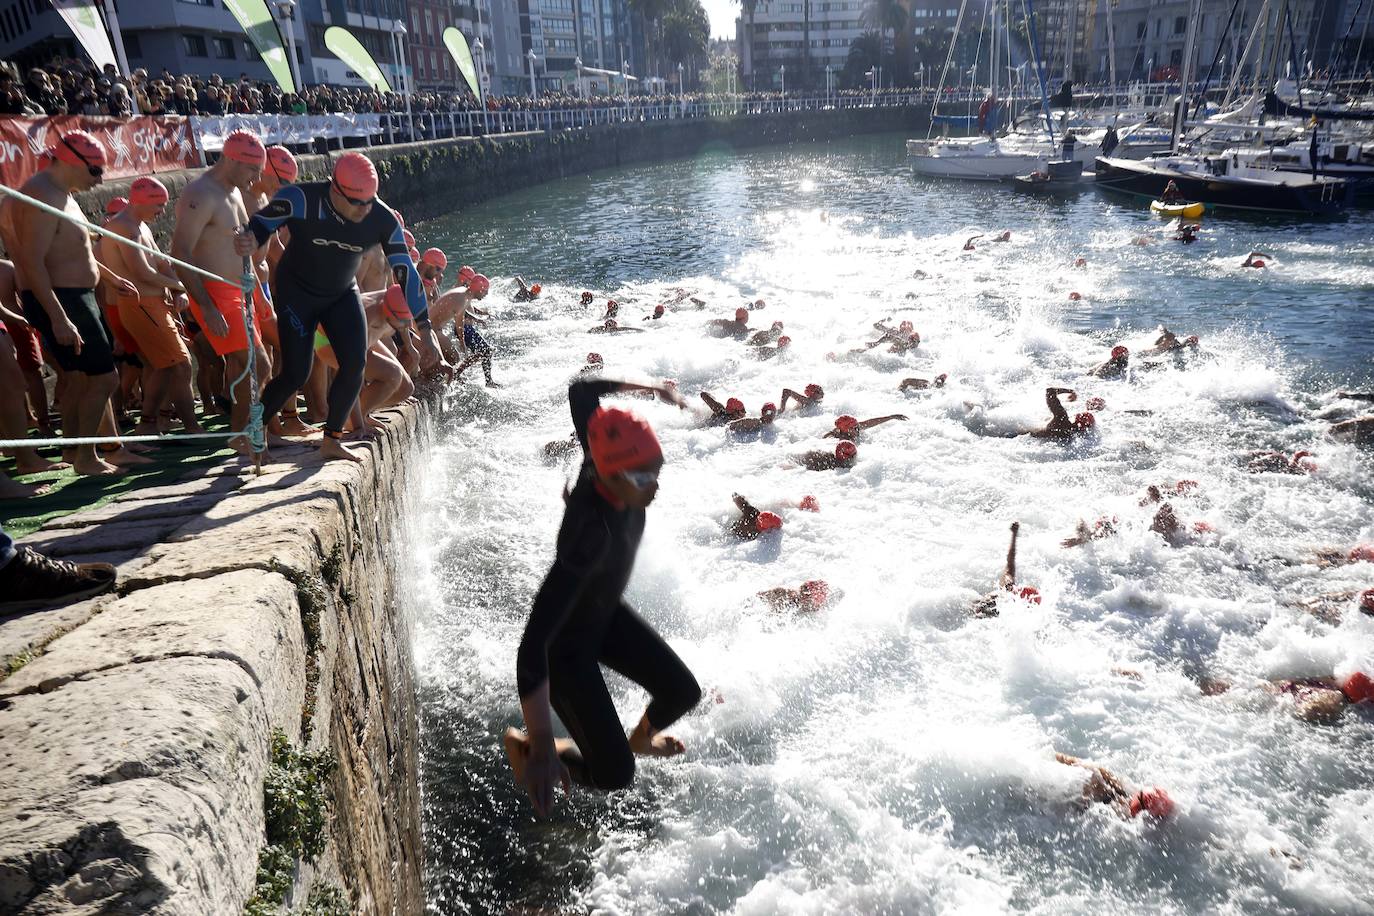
left=1328, top=415, right=1374, bottom=447
left=727, top=402, right=777, bottom=433
left=706, top=307, right=751, bottom=338
left=579, top=352, right=604, bottom=374
left=1302, top=543, right=1374, bottom=568
left=543, top=431, right=579, bottom=462
left=898, top=374, right=947, bottom=391
left=513, top=277, right=542, bottom=301
left=758, top=580, right=831, bottom=612
left=754, top=336, right=791, bottom=360
left=1336, top=390, right=1374, bottom=402
left=504, top=378, right=700, bottom=815
left=1089, top=345, right=1130, bottom=379
left=747, top=321, right=784, bottom=346
left=971, top=522, right=1039, bottom=617
left=856, top=321, right=919, bottom=354
left=747, top=298, right=766, bottom=310
left=700, top=392, right=747, bottom=426
left=1137, top=327, right=1198, bottom=357
left=601, top=299, right=619, bottom=321
left=1139, top=480, right=1201, bottom=505
left=587, top=318, right=644, bottom=334
left=580, top=290, right=595, bottom=307
left=1292, top=588, right=1374, bottom=625
left=993, top=230, right=1011, bottom=242
left=1060, top=516, right=1118, bottom=548
left=1243, top=251, right=1272, bottom=268
left=729, top=494, right=782, bottom=540
left=779, top=383, right=825, bottom=412
left=1204, top=671, right=1374, bottom=724
left=643, top=304, right=666, bottom=321
left=1149, top=503, right=1216, bottom=545
left=796, top=440, right=857, bottom=471
left=1174, top=223, right=1200, bottom=244
left=1244, top=449, right=1317, bottom=474
left=963, top=235, right=983, bottom=251
left=1054, top=753, right=1175, bottom=821
left=823, top=412, right=908, bottom=442
left=1024, top=388, right=1096, bottom=441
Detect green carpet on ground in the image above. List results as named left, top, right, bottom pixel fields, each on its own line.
left=0, top=417, right=239, bottom=540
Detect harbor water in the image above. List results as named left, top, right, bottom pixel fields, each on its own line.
left=407, top=133, right=1374, bottom=915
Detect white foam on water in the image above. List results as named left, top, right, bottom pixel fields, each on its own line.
left=412, top=188, right=1374, bottom=915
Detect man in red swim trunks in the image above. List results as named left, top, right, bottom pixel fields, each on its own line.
left=172, top=129, right=270, bottom=454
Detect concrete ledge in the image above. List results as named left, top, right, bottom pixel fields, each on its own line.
left=0, top=402, right=430, bottom=914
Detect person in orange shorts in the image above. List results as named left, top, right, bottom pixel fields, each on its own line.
left=96, top=197, right=143, bottom=415
left=103, top=176, right=202, bottom=435
left=171, top=129, right=270, bottom=454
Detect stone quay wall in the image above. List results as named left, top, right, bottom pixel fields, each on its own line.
left=0, top=403, right=430, bottom=915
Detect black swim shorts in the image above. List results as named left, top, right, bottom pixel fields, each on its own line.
left=19, top=287, right=115, bottom=375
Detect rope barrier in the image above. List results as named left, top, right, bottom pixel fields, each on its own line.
left=0, top=176, right=269, bottom=473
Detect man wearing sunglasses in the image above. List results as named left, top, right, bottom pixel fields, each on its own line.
left=236, top=152, right=427, bottom=463
left=0, top=130, right=122, bottom=476
left=504, top=377, right=701, bottom=817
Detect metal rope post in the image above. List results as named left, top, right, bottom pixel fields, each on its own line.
left=229, top=255, right=266, bottom=476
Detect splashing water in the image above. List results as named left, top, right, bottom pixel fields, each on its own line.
left=408, top=135, right=1374, bottom=915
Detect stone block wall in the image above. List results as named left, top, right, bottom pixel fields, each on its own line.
left=0, top=403, right=430, bottom=915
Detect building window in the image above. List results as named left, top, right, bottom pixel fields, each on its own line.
left=124, top=33, right=142, bottom=57
left=212, top=36, right=237, bottom=59
left=1173, top=15, right=1186, bottom=34
left=244, top=41, right=262, bottom=61
left=1136, top=21, right=1146, bottom=38
left=183, top=34, right=209, bottom=57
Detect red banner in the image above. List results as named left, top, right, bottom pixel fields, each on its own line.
left=0, top=116, right=200, bottom=186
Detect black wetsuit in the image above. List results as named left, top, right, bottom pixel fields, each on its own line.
left=246, top=182, right=425, bottom=433
left=515, top=379, right=701, bottom=791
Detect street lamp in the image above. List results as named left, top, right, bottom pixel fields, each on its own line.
left=274, top=0, right=301, bottom=92
left=391, top=19, right=411, bottom=127
left=677, top=61, right=684, bottom=94
left=825, top=64, right=832, bottom=106
left=780, top=63, right=785, bottom=97
left=574, top=56, right=582, bottom=97
left=527, top=48, right=538, bottom=98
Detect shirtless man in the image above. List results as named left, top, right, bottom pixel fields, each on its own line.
left=1137, top=327, right=1199, bottom=357
left=171, top=130, right=271, bottom=455
left=726, top=402, right=777, bottom=434
left=428, top=276, right=487, bottom=366
left=1024, top=387, right=1095, bottom=441
left=796, top=440, right=857, bottom=471
left=758, top=580, right=831, bottom=612
left=729, top=494, right=782, bottom=540
left=699, top=392, right=746, bottom=425
left=0, top=261, right=61, bottom=477
left=747, top=321, right=784, bottom=346
left=753, top=336, right=790, bottom=360
left=898, top=374, right=947, bottom=391
left=314, top=284, right=415, bottom=435
left=1090, top=345, right=1130, bottom=379
left=587, top=318, right=644, bottom=335
left=451, top=275, right=504, bottom=386
left=823, top=412, right=907, bottom=442
left=0, top=130, right=122, bottom=475
left=1054, top=753, right=1174, bottom=820
left=102, top=177, right=201, bottom=436
left=1243, top=251, right=1272, bottom=268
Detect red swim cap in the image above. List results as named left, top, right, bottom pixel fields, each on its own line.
left=604, top=318, right=618, bottom=329
left=800, top=580, right=829, bottom=607
left=754, top=299, right=766, bottom=308
left=50, top=129, right=107, bottom=171
left=799, top=495, right=820, bottom=511
left=777, top=336, right=791, bottom=348
left=726, top=397, right=745, bottom=413
left=1192, top=521, right=1215, bottom=534
left=393, top=211, right=405, bottom=228
left=1186, top=335, right=1199, bottom=345
left=835, top=441, right=857, bottom=462
left=581, top=290, right=593, bottom=301
left=104, top=196, right=127, bottom=216
left=402, top=230, right=416, bottom=248
left=654, top=305, right=665, bottom=316
left=421, top=248, right=448, bottom=269
left=935, top=373, right=948, bottom=386
left=908, top=333, right=920, bottom=345
left=1074, top=257, right=1087, bottom=267
left=333, top=151, right=378, bottom=199
left=1359, top=589, right=1374, bottom=615
left=457, top=266, right=476, bottom=284
left=128, top=176, right=168, bottom=207
left=899, top=320, right=914, bottom=333
left=408, top=247, right=420, bottom=262
left=1129, top=788, right=1175, bottom=819
left=222, top=129, right=266, bottom=166
left=1069, top=292, right=1083, bottom=301
left=586, top=352, right=602, bottom=365
left=1174, top=479, right=1199, bottom=493
left=1251, top=259, right=1266, bottom=268
left=381, top=284, right=411, bottom=323
left=1111, top=345, right=1128, bottom=359
left=735, top=307, right=748, bottom=322
left=835, top=415, right=858, bottom=432
left=772, top=321, right=784, bottom=331
left=607, top=300, right=619, bottom=312
left=530, top=284, right=541, bottom=295
left=1349, top=544, right=1374, bottom=563
left=587, top=406, right=662, bottom=477
left=1018, top=585, right=1041, bottom=604
left=1085, top=396, right=1107, bottom=411
left=757, top=511, right=783, bottom=531
left=805, top=384, right=823, bottom=399
left=1074, top=412, right=1096, bottom=429
left=762, top=402, right=777, bottom=415
left=265, top=144, right=298, bottom=182
left=468, top=274, right=490, bottom=297
left=1340, top=671, right=1374, bottom=704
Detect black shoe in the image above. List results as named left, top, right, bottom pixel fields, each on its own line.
left=0, top=547, right=117, bottom=617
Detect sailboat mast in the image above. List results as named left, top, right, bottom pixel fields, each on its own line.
left=1170, top=0, right=1204, bottom=153
left=1106, top=0, right=1117, bottom=117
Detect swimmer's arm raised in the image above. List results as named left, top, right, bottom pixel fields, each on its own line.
left=858, top=414, right=907, bottom=430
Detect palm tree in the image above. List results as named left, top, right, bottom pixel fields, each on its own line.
left=663, top=0, right=710, bottom=79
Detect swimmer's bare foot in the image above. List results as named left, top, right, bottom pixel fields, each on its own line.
left=103, top=447, right=154, bottom=467
left=73, top=455, right=125, bottom=476
left=318, top=436, right=363, bottom=464
left=132, top=420, right=159, bottom=436
left=486, top=380, right=503, bottom=389
left=628, top=715, right=686, bottom=758
left=503, top=727, right=530, bottom=784
left=14, top=454, right=68, bottom=474
left=0, top=475, right=51, bottom=498
left=277, top=415, right=315, bottom=437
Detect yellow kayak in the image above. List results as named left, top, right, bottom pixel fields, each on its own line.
left=1150, top=200, right=1205, bottom=219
